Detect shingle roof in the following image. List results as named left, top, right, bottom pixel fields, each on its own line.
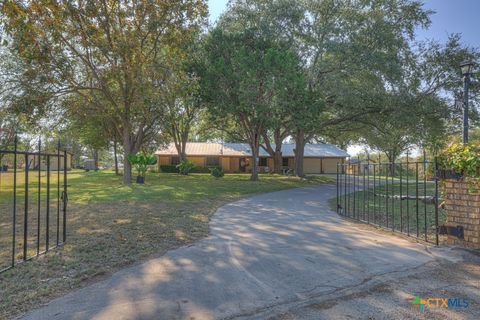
left=156, top=142, right=348, bottom=158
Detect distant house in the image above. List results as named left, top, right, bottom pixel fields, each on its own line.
left=155, top=142, right=349, bottom=174
left=346, top=158, right=376, bottom=174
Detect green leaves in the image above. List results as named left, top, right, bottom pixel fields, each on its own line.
left=210, top=166, right=225, bottom=178
left=439, top=143, right=480, bottom=177
left=202, top=27, right=304, bottom=131
left=128, top=153, right=157, bottom=177
left=2, top=0, right=207, bottom=183
left=176, top=159, right=196, bottom=175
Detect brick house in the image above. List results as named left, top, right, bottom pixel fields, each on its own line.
left=156, top=142, right=348, bottom=174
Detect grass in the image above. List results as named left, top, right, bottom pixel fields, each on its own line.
left=329, top=181, right=447, bottom=243
left=0, top=169, right=334, bottom=319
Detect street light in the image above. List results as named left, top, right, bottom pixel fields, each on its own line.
left=460, top=60, right=475, bottom=144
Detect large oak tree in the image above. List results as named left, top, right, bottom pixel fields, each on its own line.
left=2, top=0, right=207, bottom=183
left=202, top=28, right=303, bottom=180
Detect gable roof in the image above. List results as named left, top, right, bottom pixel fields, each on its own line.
left=155, top=142, right=349, bottom=158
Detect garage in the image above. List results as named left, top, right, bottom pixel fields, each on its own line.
left=304, top=158, right=321, bottom=174
left=321, top=158, right=342, bottom=174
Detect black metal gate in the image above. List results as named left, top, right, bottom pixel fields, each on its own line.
left=336, top=157, right=444, bottom=245
left=0, top=137, right=68, bottom=273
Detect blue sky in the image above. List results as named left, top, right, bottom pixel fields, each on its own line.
left=207, top=0, right=480, bottom=47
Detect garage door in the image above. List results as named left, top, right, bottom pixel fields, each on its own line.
left=304, top=158, right=321, bottom=174
left=322, top=158, right=340, bottom=174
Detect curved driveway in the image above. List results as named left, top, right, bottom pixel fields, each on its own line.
left=23, top=184, right=478, bottom=320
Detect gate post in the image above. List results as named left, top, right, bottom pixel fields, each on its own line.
left=24, top=153, right=29, bottom=261
left=12, top=135, right=18, bottom=267
left=336, top=163, right=339, bottom=213
left=434, top=156, right=439, bottom=245
left=443, top=180, right=480, bottom=249
left=63, top=148, right=68, bottom=242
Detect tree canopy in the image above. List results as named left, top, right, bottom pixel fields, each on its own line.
left=0, top=0, right=478, bottom=180
left=2, top=0, right=207, bottom=183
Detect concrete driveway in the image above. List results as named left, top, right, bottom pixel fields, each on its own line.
left=23, top=184, right=479, bottom=320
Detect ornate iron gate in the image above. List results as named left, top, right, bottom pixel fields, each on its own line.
left=0, top=137, right=68, bottom=273
left=336, top=157, right=443, bottom=245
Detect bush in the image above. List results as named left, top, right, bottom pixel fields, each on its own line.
left=190, top=166, right=211, bottom=173
left=160, top=164, right=221, bottom=174
left=177, top=159, right=196, bottom=175
left=160, top=165, right=179, bottom=173
left=438, top=142, right=480, bottom=177
left=210, top=166, right=224, bottom=178
left=438, top=142, right=480, bottom=191
left=128, top=153, right=157, bottom=178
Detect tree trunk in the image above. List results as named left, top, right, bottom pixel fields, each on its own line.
left=273, top=129, right=284, bottom=174
left=273, top=150, right=282, bottom=174
left=294, top=129, right=305, bottom=177
left=93, top=149, right=99, bottom=171
left=113, top=140, right=119, bottom=175
left=174, top=139, right=187, bottom=161
left=386, top=151, right=396, bottom=177
left=261, top=128, right=285, bottom=174
left=122, top=133, right=134, bottom=184
left=250, top=133, right=260, bottom=181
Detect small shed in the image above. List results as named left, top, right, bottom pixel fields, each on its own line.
left=29, top=152, right=73, bottom=171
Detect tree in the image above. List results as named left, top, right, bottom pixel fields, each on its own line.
left=202, top=28, right=302, bottom=180
left=162, top=38, right=204, bottom=161
left=287, top=0, right=431, bottom=177
left=0, top=111, right=20, bottom=158
left=2, top=0, right=207, bottom=183
left=359, top=34, right=480, bottom=163
left=411, top=35, right=480, bottom=143
left=218, top=0, right=305, bottom=174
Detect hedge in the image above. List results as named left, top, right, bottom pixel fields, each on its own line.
left=160, top=165, right=179, bottom=173
left=159, top=165, right=222, bottom=174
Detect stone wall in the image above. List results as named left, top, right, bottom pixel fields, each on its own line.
left=444, top=180, right=480, bottom=249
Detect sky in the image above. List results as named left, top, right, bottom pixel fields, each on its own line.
left=206, top=0, right=480, bottom=155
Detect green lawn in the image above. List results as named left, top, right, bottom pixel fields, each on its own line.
left=0, top=170, right=334, bottom=319
left=1, top=169, right=334, bottom=203
left=329, top=181, right=446, bottom=243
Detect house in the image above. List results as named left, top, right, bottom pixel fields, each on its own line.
left=346, top=158, right=376, bottom=174
left=155, top=142, right=349, bottom=174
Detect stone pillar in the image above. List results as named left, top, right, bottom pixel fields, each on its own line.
left=443, top=180, right=480, bottom=249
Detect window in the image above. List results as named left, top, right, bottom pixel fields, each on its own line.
left=206, top=156, right=220, bottom=167
left=282, top=157, right=289, bottom=167
left=259, top=157, right=268, bottom=166
left=171, top=156, right=180, bottom=165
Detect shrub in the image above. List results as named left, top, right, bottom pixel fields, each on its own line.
left=160, top=164, right=221, bottom=174
left=190, top=166, right=211, bottom=173
left=128, top=153, right=157, bottom=178
left=192, top=166, right=223, bottom=173
left=160, top=165, right=179, bottom=173
left=210, top=166, right=224, bottom=178
left=438, top=142, right=480, bottom=177
left=438, top=142, right=480, bottom=190
left=177, top=159, right=196, bottom=175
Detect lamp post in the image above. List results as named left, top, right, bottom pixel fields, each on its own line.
left=460, top=60, right=475, bottom=144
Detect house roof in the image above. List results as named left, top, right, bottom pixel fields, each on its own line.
left=155, top=142, right=349, bottom=158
